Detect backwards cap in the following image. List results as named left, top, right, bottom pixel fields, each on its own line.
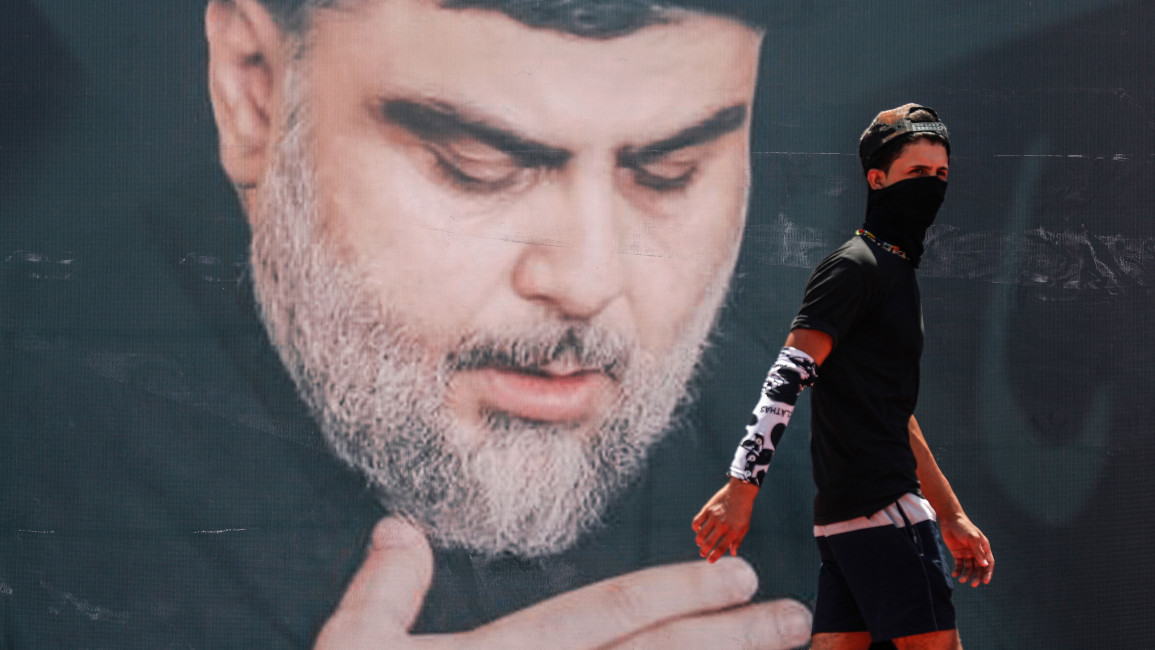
left=858, top=103, right=950, bottom=172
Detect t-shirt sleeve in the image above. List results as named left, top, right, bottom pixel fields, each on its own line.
left=790, top=250, right=876, bottom=346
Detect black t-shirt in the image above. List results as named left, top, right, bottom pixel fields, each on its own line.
left=790, top=235, right=923, bottom=525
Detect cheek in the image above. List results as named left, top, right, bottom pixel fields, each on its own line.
left=311, top=136, right=523, bottom=342
left=626, top=163, right=746, bottom=348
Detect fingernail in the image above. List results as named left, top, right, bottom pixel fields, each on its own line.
left=371, top=518, right=424, bottom=549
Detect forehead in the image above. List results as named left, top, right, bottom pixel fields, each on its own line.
left=301, top=0, right=762, bottom=145
left=893, top=138, right=950, bottom=167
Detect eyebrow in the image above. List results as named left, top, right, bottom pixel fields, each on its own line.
left=380, top=98, right=572, bottom=169
left=618, top=104, right=748, bottom=168
left=380, top=98, right=748, bottom=170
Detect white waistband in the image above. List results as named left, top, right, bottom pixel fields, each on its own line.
left=814, top=493, right=937, bottom=538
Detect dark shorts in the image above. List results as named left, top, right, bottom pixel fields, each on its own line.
left=812, top=510, right=956, bottom=642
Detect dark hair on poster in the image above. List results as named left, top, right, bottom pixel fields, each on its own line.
left=247, top=0, right=771, bottom=36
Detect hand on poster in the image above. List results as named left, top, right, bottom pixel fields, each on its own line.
left=316, top=518, right=812, bottom=649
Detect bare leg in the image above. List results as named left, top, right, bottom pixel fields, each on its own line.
left=892, top=629, right=962, bottom=650
left=811, top=631, right=874, bottom=650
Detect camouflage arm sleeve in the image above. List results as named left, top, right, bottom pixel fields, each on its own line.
left=728, top=347, right=818, bottom=487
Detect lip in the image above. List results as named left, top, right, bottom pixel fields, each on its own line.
left=467, top=366, right=614, bottom=424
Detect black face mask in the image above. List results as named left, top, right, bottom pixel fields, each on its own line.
left=862, top=176, right=947, bottom=267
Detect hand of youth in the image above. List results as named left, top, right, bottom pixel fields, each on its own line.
left=692, top=478, right=760, bottom=563
left=316, top=518, right=811, bottom=650
left=938, top=514, right=995, bottom=588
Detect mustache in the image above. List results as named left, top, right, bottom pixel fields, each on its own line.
left=446, top=324, right=630, bottom=380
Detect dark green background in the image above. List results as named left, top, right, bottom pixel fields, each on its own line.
left=3, top=1, right=1152, bottom=647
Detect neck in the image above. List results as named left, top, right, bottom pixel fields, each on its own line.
left=861, top=176, right=947, bottom=267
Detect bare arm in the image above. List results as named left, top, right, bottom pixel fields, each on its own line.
left=908, top=415, right=995, bottom=587
left=783, top=328, right=833, bottom=366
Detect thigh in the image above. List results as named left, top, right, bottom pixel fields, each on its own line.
left=893, top=629, right=962, bottom=650
left=811, top=631, right=874, bottom=650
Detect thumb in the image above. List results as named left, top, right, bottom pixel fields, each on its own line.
left=318, top=517, right=434, bottom=645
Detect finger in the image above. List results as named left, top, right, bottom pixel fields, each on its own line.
left=701, top=522, right=727, bottom=549
left=979, top=541, right=995, bottom=585
left=711, top=528, right=744, bottom=564
left=706, top=537, right=728, bottom=564
left=962, top=536, right=991, bottom=587
left=728, top=529, right=747, bottom=557
left=610, top=598, right=813, bottom=650
left=978, top=560, right=994, bottom=586
left=951, top=551, right=970, bottom=579
left=968, top=547, right=990, bottom=587
left=691, top=509, right=708, bottom=533
left=474, top=557, right=759, bottom=650
left=956, top=558, right=975, bottom=586
left=693, top=510, right=717, bottom=539
left=695, top=528, right=718, bottom=558
left=965, top=551, right=982, bottom=587
left=326, top=517, right=433, bottom=633
left=694, top=517, right=718, bottom=548
left=703, top=528, right=733, bottom=563
left=698, top=523, right=730, bottom=559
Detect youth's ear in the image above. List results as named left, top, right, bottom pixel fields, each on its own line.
left=865, top=168, right=887, bottom=190
left=205, top=0, right=285, bottom=193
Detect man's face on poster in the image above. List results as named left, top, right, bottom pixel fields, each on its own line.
left=210, top=0, right=762, bottom=558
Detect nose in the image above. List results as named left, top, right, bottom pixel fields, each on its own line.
left=511, top=162, right=626, bottom=320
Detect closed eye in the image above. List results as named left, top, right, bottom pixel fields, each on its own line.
left=617, top=104, right=747, bottom=194
left=628, top=157, right=698, bottom=192
left=380, top=98, right=570, bottom=195
left=424, top=140, right=530, bottom=194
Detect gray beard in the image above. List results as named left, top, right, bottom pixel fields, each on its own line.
left=248, top=71, right=736, bottom=558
